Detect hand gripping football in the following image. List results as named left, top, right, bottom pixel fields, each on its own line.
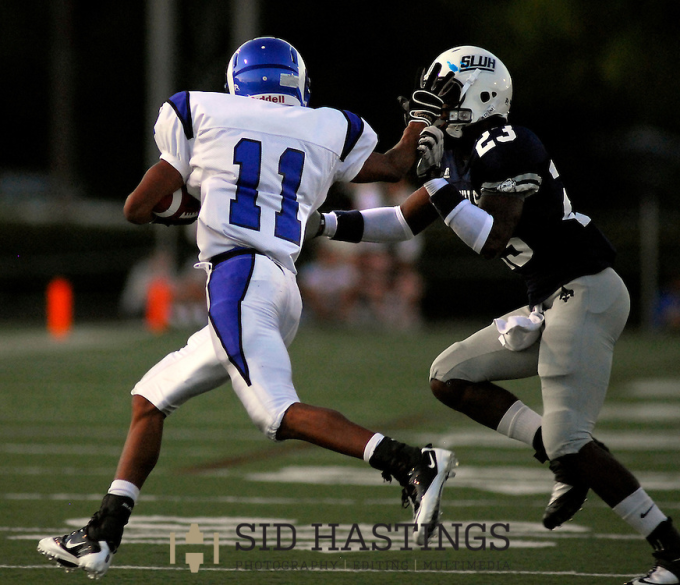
left=152, top=186, right=201, bottom=225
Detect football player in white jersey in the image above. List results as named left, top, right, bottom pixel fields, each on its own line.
left=37, top=38, right=455, bottom=579
left=314, top=46, right=680, bottom=585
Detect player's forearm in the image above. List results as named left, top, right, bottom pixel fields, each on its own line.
left=317, top=206, right=415, bottom=243
left=352, top=122, right=426, bottom=183
left=425, top=178, right=494, bottom=255
left=381, top=122, right=427, bottom=179
left=314, top=186, right=436, bottom=243
left=124, top=160, right=184, bottom=225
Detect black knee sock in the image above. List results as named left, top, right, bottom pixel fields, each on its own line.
left=648, top=518, right=680, bottom=560
left=368, top=437, right=421, bottom=485
left=87, top=494, right=134, bottom=552
left=532, top=428, right=548, bottom=464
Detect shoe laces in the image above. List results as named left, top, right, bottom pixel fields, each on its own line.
left=401, top=486, right=415, bottom=509
left=380, top=470, right=414, bottom=509
left=85, top=511, right=101, bottom=536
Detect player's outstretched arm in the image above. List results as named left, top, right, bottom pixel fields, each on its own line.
left=425, top=178, right=523, bottom=259
left=124, top=160, right=184, bottom=225
left=313, top=186, right=437, bottom=244
left=352, top=122, right=426, bottom=183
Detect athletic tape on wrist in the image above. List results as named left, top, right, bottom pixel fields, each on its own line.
left=321, top=212, right=338, bottom=238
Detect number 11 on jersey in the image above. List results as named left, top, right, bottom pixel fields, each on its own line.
left=230, top=138, right=305, bottom=245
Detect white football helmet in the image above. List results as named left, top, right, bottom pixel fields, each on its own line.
left=423, top=46, right=512, bottom=137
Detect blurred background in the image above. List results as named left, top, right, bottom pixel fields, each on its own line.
left=1, top=0, right=678, bottom=332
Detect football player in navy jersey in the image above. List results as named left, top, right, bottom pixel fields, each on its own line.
left=316, top=46, right=680, bottom=584
left=36, top=37, right=455, bottom=578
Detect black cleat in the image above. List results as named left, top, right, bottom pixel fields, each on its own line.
left=542, top=456, right=588, bottom=530
left=542, top=480, right=589, bottom=530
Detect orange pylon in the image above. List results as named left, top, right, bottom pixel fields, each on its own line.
left=146, top=277, right=173, bottom=333
left=46, top=277, right=73, bottom=339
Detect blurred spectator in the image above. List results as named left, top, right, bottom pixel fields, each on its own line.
left=119, top=249, right=176, bottom=319
left=171, top=258, right=208, bottom=327
left=119, top=224, right=207, bottom=328
left=655, top=276, right=680, bottom=331
left=299, top=179, right=424, bottom=329
left=298, top=239, right=359, bottom=325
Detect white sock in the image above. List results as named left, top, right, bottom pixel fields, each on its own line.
left=496, top=400, right=542, bottom=447
left=612, top=487, right=666, bottom=537
left=108, top=479, right=140, bottom=504
left=363, top=433, right=385, bottom=463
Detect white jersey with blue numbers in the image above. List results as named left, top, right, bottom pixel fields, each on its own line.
left=154, top=91, right=378, bottom=272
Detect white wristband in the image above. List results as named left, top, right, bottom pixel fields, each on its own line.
left=444, top=199, right=494, bottom=254
left=321, top=212, right=338, bottom=238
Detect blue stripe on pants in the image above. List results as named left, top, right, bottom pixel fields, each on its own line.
left=207, top=252, right=256, bottom=386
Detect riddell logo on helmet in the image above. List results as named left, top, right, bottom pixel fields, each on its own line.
left=257, top=95, right=287, bottom=103
left=460, top=55, right=496, bottom=72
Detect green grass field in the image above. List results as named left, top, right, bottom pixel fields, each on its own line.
left=1, top=322, right=679, bottom=584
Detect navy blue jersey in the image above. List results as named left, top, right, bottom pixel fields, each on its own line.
left=442, top=123, right=616, bottom=306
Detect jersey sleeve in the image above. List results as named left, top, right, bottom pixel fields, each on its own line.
left=153, top=91, right=194, bottom=180
left=471, top=126, right=546, bottom=200
left=332, top=110, right=378, bottom=183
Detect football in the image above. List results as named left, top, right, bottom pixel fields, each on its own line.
left=152, top=185, right=201, bottom=224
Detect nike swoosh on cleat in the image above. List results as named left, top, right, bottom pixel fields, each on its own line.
left=427, top=452, right=436, bottom=469
left=640, top=505, right=655, bottom=519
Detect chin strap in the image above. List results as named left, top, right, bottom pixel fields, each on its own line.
left=458, top=69, right=481, bottom=103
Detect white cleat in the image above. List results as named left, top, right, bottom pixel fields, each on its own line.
left=38, top=527, right=113, bottom=580
left=625, top=560, right=680, bottom=584
left=403, top=445, right=457, bottom=546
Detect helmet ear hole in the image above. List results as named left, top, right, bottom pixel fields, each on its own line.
left=480, top=91, right=498, bottom=104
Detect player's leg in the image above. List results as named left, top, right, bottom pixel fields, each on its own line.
left=38, top=326, right=228, bottom=578
left=539, top=269, right=680, bottom=583
left=207, top=251, right=455, bottom=545
left=427, top=310, right=593, bottom=526
left=429, top=310, right=547, bottom=460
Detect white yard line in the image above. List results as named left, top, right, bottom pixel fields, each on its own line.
left=0, top=564, right=637, bottom=578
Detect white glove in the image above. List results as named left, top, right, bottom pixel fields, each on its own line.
left=416, top=125, right=445, bottom=181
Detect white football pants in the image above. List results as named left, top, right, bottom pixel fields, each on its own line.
left=133, top=250, right=302, bottom=440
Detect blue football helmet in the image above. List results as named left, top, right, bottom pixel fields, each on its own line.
left=225, top=37, right=311, bottom=107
